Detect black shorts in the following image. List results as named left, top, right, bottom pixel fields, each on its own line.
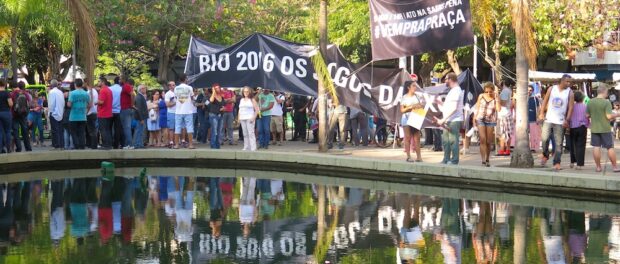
left=591, top=133, right=614, bottom=149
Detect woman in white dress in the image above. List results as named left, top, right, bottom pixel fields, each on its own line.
left=147, top=91, right=162, bottom=147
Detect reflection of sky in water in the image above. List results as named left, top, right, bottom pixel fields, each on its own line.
left=0, top=171, right=618, bottom=263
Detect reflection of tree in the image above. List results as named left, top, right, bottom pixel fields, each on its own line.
left=513, top=206, right=528, bottom=264
left=314, top=184, right=340, bottom=263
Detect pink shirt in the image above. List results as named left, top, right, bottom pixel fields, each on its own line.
left=222, top=89, right=234, bottom=112
left=570, top=102, right=589, bottom=128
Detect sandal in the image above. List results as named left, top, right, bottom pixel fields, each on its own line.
left=485, top=160, right=490, bottom=167
left=406, top=157, right=413, bottom=163
left=173, top=145, right=180, bottom=149
left=482, top=161, right=487, bottom=167
left=188, top=146, right=195, bottom=149
left=415, top=159, right=423, bottom=162
left=596, top=167, right=603, bottom=172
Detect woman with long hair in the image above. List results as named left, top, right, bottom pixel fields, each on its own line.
left=474, top=82, right=500, bottom=167
left=238, top=87, right=260, bottom=151
left=208, top=84, right=224, bottom=149
left=400, top=81, right=424, bottom=162
left=569, top=91, right=588, bottom=170
left=147, top=91, right=162, bottom=147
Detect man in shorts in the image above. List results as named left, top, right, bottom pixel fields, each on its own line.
left=587, top=84, right=620, bottom=172
left=270, top=92, right=285, bottom=146
left=173, top=74, right=195, bottom=149
left=164, top=81, right=177, bottom=147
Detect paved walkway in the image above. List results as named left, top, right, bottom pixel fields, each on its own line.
left=26, top=135, right=620, bottom=176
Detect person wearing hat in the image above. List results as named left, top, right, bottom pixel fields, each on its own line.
left=538, top=74, right=575, bottom=171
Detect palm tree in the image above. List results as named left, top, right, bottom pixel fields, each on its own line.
left=65, top=0, right=98, bottom=84
left=509, top=0, right=537, bottom=167
left=317, top=0, right=329, bottom=152
left=513, top=205, right=528, bottom=263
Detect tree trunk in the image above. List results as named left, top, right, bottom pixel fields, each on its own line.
left=317, top=0, right=329, bottom=152
left=513, top=205, right=528, bottom=264
left=510, top=32, right=534, bottom=168
left=492, top=38, right=503, bottom=83
left=446, top=49, right=462, bottom=75
left=10, top=29, right=18, bottom=85
left=157, top=30, right=170, bottom=83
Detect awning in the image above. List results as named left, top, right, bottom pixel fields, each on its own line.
left=613, top=72, right=620, bottom=82
left=528, top=70, right=596, bottom=81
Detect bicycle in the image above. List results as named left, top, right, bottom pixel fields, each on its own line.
left=374, top=122, right=403, bottom=148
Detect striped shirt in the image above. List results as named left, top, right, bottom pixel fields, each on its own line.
left=570, top=102, right=589, bottom=128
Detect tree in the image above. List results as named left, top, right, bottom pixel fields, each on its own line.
left=471, top=0, right=514, bottom=82
left=317, top=0, right=329, bottom=153
left=509, top=0, right=536, bottom=168
left=513, top=206, right=528, bottom=264
left=533, top=0, right=620, bottom=57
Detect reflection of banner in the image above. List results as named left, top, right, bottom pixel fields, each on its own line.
left=369, top=0, right=475, bottom=60
left=185, top=33, right=318, bottom=96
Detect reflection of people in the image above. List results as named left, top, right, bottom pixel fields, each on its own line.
left=209, top=177, right=224, bottom=239
left=69, top=179, right=90, bottom=244
left=472, top=202, right=497, bottom=263
left=239, top=177, right=257, bottom=238
left=175, top=177, right=194, bottom=244
left=567, top=211, right=586, bottom=263
left=0, top=184, right=15, bottom=254
left=50, top=180, right=66, bottom=245
left=438, top=198, right=462, bottom=264
left=585, top=215, right=611, bottom=262
left=541, top=209, right=566, bottom=264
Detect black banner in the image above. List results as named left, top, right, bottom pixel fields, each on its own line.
left=185, top=33, right=318, bottom=96
left=369, top=0, right=475, bottom=60
left=184, top=34, right=482, bottom=127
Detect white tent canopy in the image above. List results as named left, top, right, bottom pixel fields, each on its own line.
left=528, top=70, right=596, bottom=81
left=613, top=72, right=620, bottom=82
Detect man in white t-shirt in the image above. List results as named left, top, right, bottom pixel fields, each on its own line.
left=270, top=92, right=285, bottom=146
left=497, top=80, right=514, bottom=156
left=436, top=73, right=464, bottom=165
left=164, top=81, right=177, bottom=147
left=173, top=74, right=195, bottom=149
left=86, top=84, right=99, bottom=149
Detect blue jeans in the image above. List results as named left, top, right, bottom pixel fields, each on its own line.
left=258, top=115, right=271, bottom=148
left=120, top=109, right=133, bottom=147
left=132, top=120, right=145, bottom=148
left=30, top=112, right=44, bottom=143
left=0, top=111, right=11, bottom=153
left=64, top=127, right=73, bottom=150
left=541, top=122, right=564, bottom=165
left=441, top=121, right=462, bottom=165
left=209, top=113, right=221, bottom=149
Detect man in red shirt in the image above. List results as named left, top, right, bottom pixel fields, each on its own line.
left=97, top=76, right=113, bottom=150
left=120, top=76, right=135, bottom=149
left=220, top=87, right=236, bottom=145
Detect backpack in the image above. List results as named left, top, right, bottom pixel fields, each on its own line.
left=14, top=92, right=29, bottom=117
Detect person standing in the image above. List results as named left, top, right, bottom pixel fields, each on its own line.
left=157, top=91, right=168, bottom=146
left=173, top=74, right=195, bottom=149
left=238, top=87, right=259, bottom=151
left=587, top=84, right=620, bottom=172
left=109, top=77, right=123, bottom=149
left=10, top=81, right=33, bottom=152
left=436, top=73, right=464, bottom=165
left=326, top=100, right=348, bottom=150
left=147, top=91, right=162, bottom=147
left=29, top=92, right=44, bottom=146
left=400, top=81, right=424, bottom=162
left=96, top=76, right=114, bottom=150
left=0, top=79, right=13, bottom=153
left=257, top=89, right=275, bottom=149
left=219, top=87, right=236, bottom=145
left=164, top=81, right=177, bottom=148
left=209, top=84, right=224, bottom=149
left=496, top=80, right=514, bottom=156
left=568, top=91, right=588, bottom=170
left=613, top=103, right=620, bottom=140
left=270, top=92, right=285, bottom=146
left=349, top=107, right=369, bottom=147
left=133, top=84, right=148, bottom=149
left=538, top=74, right=575, bottom=171
left=194, top=88, right=208, bottom=144
left=48, top=80, right=65, bottom=150
left=292, top=95, right=309, bottom=141
left=474, top=82, right=500, bottom=167
left=67, top=79, right=90, bottom=150
left=120, top=77, right=135, bottom=149
left=86, top=81, right=99, bottom=149
left=527, top=85, right=541, bottom=152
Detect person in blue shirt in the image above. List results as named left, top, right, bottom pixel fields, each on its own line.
left=68, top=79, right=91, bottom=149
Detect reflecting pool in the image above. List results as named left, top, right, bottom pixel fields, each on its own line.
left=0, top=168, right=619, bottom=263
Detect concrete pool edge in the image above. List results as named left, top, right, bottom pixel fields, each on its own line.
left=1, top=149, right=619, bottom=200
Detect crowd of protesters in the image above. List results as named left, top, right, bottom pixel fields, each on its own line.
left=1, top=72, right=620, bottom=172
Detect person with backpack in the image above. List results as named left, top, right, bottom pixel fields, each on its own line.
left=9, top=81, right=32, bottom=152
left=0, top=79, right=13, bottom=153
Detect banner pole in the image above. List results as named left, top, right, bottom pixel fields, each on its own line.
left=473, top=35, right=478, bottom=78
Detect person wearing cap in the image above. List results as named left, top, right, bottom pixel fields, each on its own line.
left=538, top=74, right=575, bottom=171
